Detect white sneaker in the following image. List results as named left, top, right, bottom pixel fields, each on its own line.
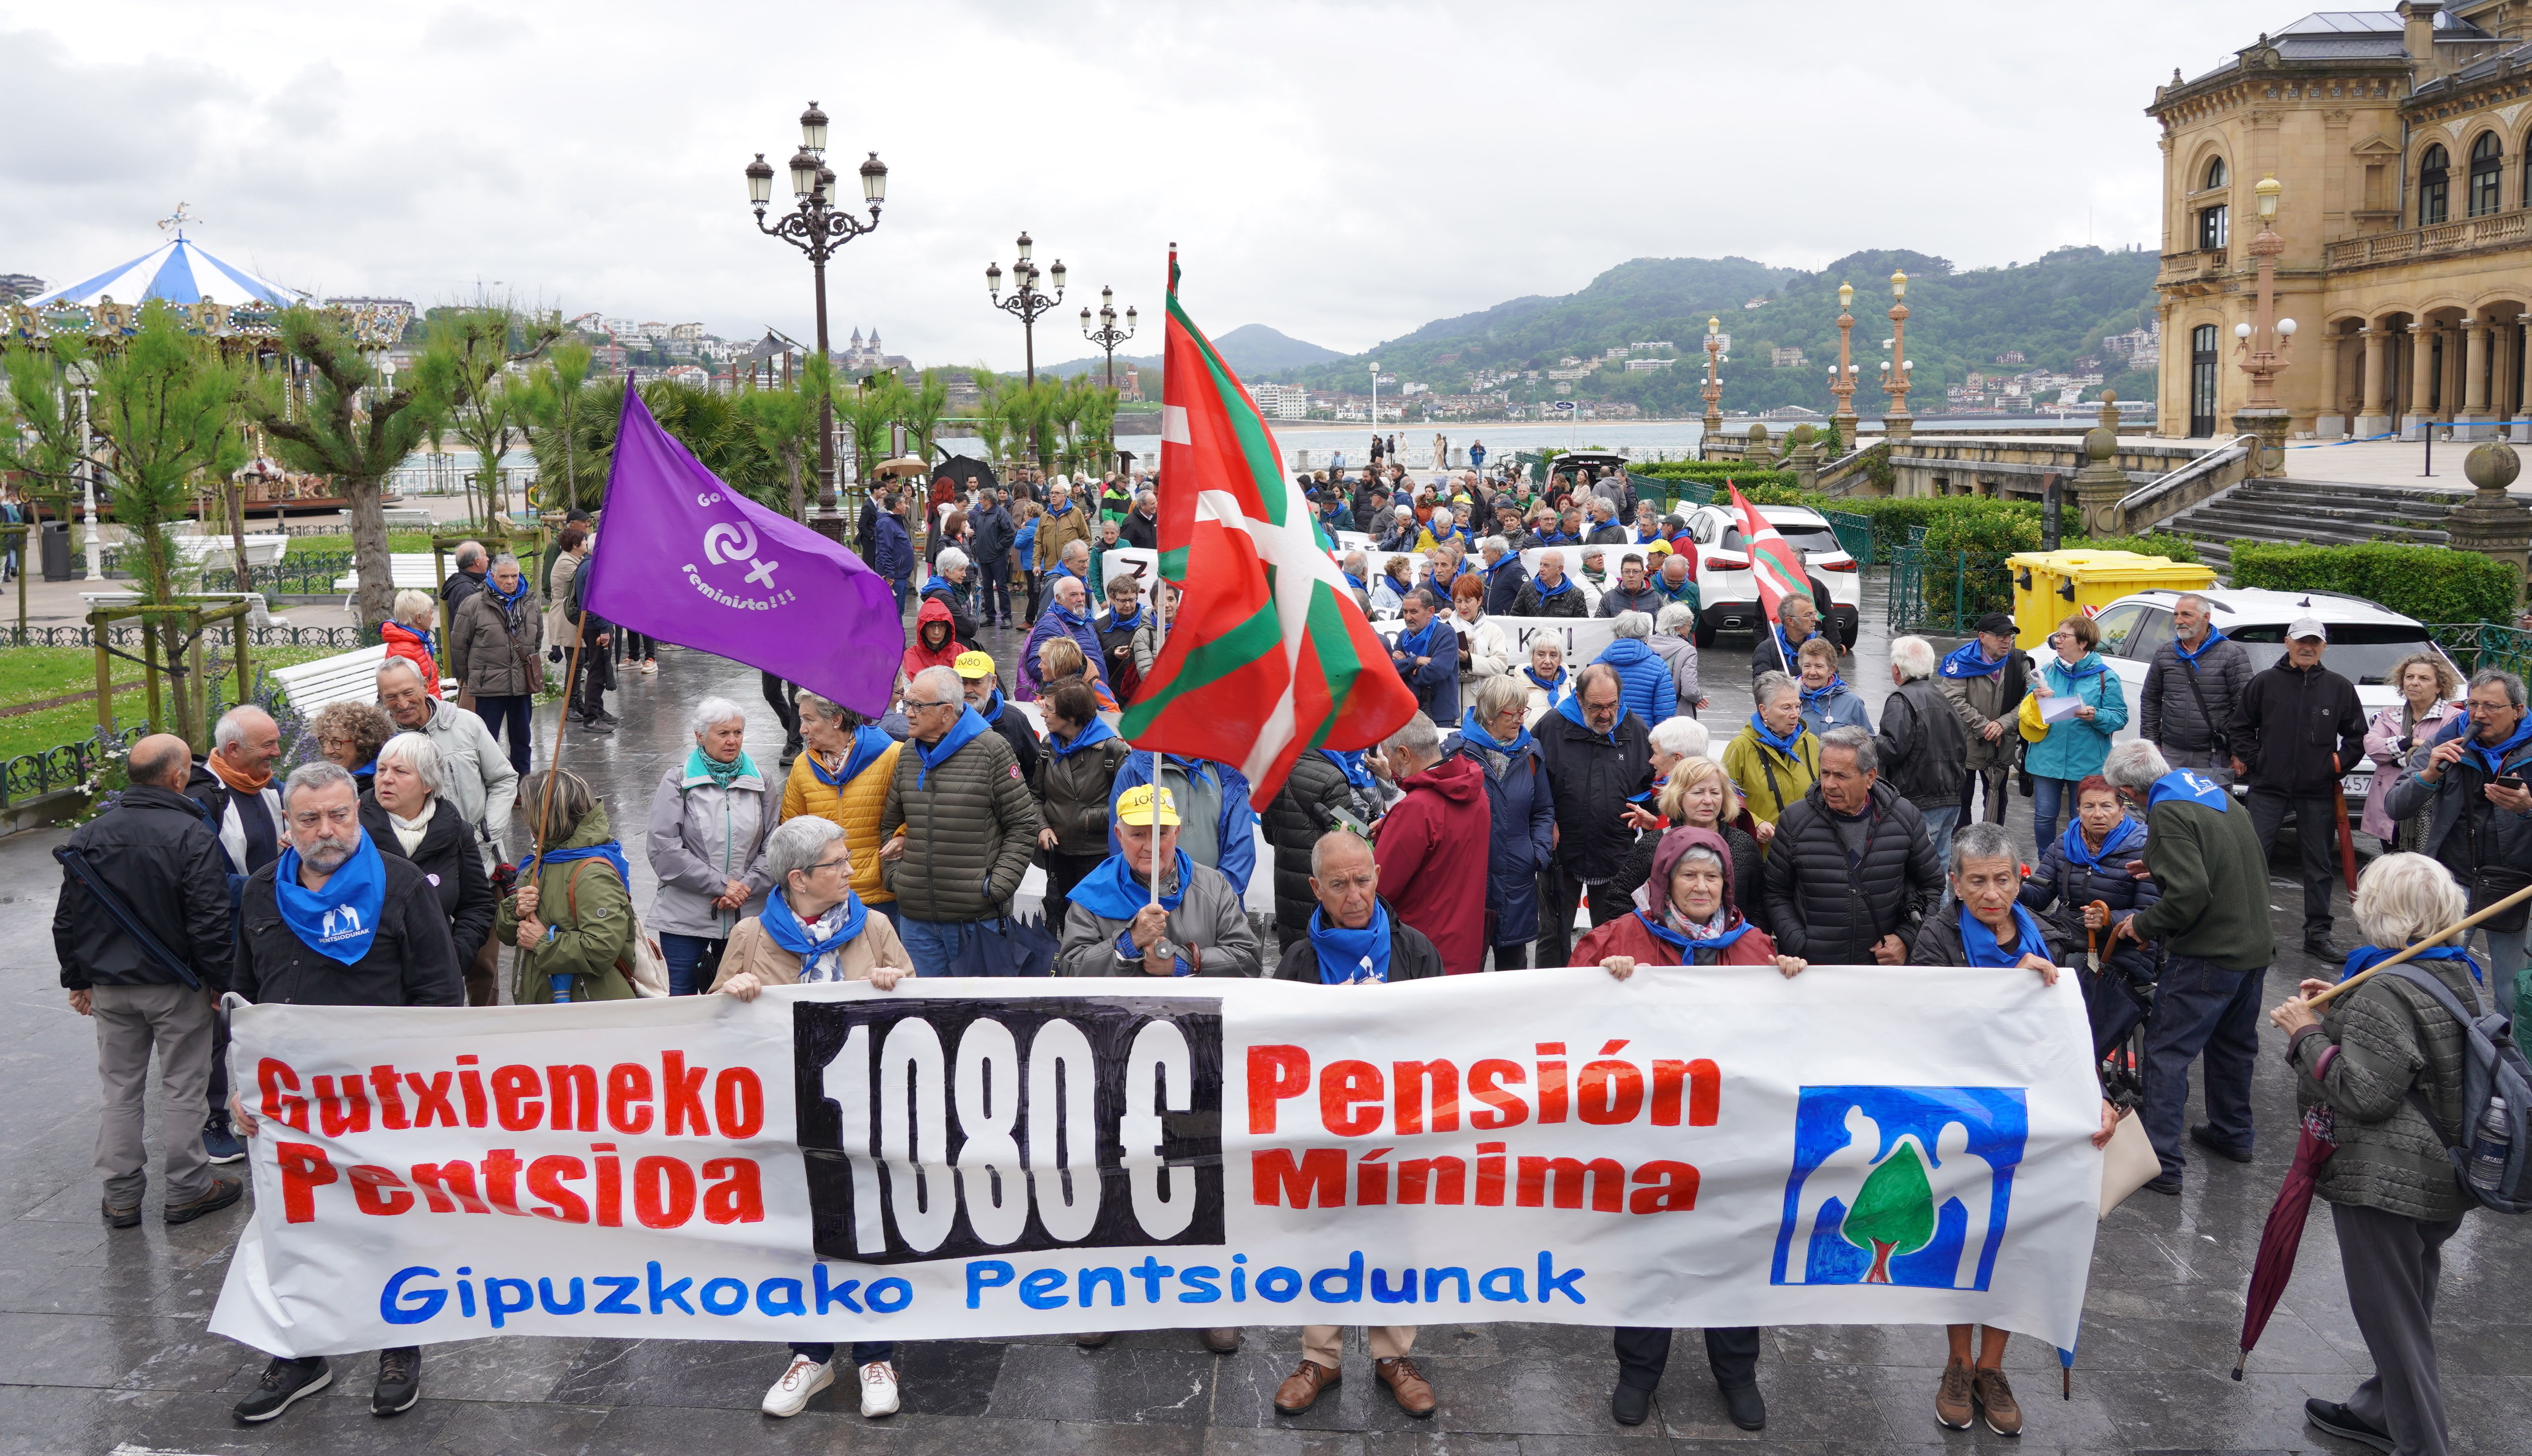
left=858, top=1360, right=900, bottom=1417
left=761, top=1355, right=832, bottom=1417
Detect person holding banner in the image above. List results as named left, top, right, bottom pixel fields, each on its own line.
left=1057, top=785, right=1262, bottom=989
left=1521, top=639, right=1572, bottom=727
left=499, top=769, right=638, bottom=1004
left=359, top=733, right=495, bottom=990
left=228, top=760, right=462, bottom=1424
left=1721, top=673, right=1818, bottom=839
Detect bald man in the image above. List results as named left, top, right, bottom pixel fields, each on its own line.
left=56, top=734, right=243, bottom=1228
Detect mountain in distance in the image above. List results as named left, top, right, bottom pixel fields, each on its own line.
left=1261, top=246, right=2162, bottom=414
left=1032, top=322, right=1342, bottom=385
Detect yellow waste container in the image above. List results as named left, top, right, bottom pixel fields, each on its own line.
left=2007, top=550, right=2218, bottom=650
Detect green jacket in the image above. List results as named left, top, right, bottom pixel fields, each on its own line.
left=496, top=805, right=637, bottom=1004
left=2129, top=795, right=2275, bottom=971
left=880, top=722, right=1044, bottom=923
left=2291, top=956, right=2481, bottom=1223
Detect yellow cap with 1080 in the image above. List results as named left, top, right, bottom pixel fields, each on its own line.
left=1114, top=784, right=1181, bottom=826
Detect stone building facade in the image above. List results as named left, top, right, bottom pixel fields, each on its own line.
left=2150, top=2, right=2532, bottom=440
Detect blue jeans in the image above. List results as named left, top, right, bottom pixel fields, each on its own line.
left=2031, top=777, right=2079, bottom=858
left=891, top=578, right=913, bottom=616
left=472, top=693, right=534, bottom=777
left=978, top=551, right=1012, bottom=622
left=796, top=1342, right=894, bottom=1368
left=1918, top=804, right=1961, bottom=875
left=897, top=915, right=1016, bottom=977
left=659, top=932, right=724, bottom=996
left=2141, top=952, right=2268, bottom=1178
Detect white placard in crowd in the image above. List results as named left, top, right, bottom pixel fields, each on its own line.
left=210, top=969, right=2103, bottom=1354
left=1100, top=548, right=1161, bottom=596
left=1378, top=615, right=1618, bottom=668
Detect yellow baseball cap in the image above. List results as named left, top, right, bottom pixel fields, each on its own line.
left=1114, top=784, right=1181, bottom=826
left=1647, top=538, right=1674, bottom=557
left=954, top=650, right=997, bottom=679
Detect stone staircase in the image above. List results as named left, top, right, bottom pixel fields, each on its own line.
left=2163, top=476, right=2460, bottom=578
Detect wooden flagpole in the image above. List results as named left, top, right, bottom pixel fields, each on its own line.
left=2307, top=878, right=2532, bottom=1007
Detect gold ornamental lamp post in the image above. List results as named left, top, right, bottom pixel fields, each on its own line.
left=2231, top=175, right=2296, bottom=476
left=1879, top=270, right=1913, bottom=441
left=1828, top=281, right=1859, bottom=446
left=1700, top=316, right=1725, bottom=451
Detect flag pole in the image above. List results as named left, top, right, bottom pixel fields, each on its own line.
left=534, top=608, right=588, bottom=1003
left=1150, top=243, right=1177, bottom=916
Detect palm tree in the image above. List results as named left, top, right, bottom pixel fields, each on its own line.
left=969, top=368, right=1012, bottom=465
left=423, top=305, right=560, bottom=530
left=735, top=370, right=822, bottom=521
left=895, top=367, right=949, bottom=464
left=513, top=342, right=599, bottom=514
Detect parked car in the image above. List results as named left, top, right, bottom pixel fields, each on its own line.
left=2086, top=585, right=2461, bottom=819
left=1677, top=503, right=1859, bottom=648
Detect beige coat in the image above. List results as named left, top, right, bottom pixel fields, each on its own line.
left=706, top=910, right=912, bottom=990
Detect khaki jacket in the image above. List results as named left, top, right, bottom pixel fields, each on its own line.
left=707, top=911, right=913, bottom=990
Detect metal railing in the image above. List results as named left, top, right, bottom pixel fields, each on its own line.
left=1827, top=511, right=1876, bottom=567
left=1887, top=546, right=2015, bottom=636
left=2118, top=436, right=2252, bottom=526
left=0, top=623, right=371, bottom=650
left=2428, top=621, right=2532, bottom=679
left=195, top=551, right=358, bottom=596
left=1, top=726, right=142, bottom=809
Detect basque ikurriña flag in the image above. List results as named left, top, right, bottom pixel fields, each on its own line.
left=1728, top=482, right=1811, bottom=622
left=1122, top=253, right=1417, bottom=801
left=579, top=383, right=903, bottom=716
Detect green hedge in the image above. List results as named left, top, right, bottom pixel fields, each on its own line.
left=2068, top=532, right=2201, bottom=565
left=2230, top=542, right=2520, bottom=624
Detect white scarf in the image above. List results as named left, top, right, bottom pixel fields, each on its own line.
left=387, top=798, right=435, bottom=857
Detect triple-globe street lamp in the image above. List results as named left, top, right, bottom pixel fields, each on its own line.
left=1079, top=287, right=1137, bottom=390
left=744, top=101, right=887, bottom=528
left=986, top=234, right=1065, bottom=386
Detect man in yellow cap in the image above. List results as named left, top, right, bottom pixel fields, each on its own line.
left=955, top=649, right=1041, bottom=780
left=1059, top=782, right=1257, bottom=1359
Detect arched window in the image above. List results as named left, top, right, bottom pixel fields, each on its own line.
left=2420, top=143, right=2450, bottom=225
left=2204, top=157, right=2228, bottom=190
left=2469, top=133, right=2503, bottom=217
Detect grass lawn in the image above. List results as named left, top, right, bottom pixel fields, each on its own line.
left=0, top=643, right=338, bottom=763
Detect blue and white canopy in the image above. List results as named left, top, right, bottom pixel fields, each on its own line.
left=26, top=236, right=306, bottom=309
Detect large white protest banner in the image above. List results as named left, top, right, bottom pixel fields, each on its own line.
left=1375, top=615, right=1618, bottom=668
left=211, top=967, right=2102, bottom=1356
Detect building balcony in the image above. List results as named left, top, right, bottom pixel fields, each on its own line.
left=2324, top=211, right=2530, bottom=271
left=2156, top=249, right=2228, bottom=287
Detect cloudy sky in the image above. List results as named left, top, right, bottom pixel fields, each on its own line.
left=2, top=0, right=2285, bottom=369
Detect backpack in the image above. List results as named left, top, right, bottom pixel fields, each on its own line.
left=2381, top=964, right=2532, bottom=1214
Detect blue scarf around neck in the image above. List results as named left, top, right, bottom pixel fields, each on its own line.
left=2452, top=709, right=2532, bottom=777
left=2059, top=814, right=2143, bottom=874
left=812, top=725, right=897, bottom=789
left=2341, top=942, right=2484, bottom=985
left=1050, top=715, right=1120, bottom=758
left=1342, top=571, right=1367, bottom=592
left=1459, top=705, right=1532, bottom=756
left=488, top=574, right=531, bottom=611
left=923, top=574, right=957, bottom=600
left=1745, top=712, right=1810, bottom=760
left=758, top=884, right=868, bottom=974
left=1557, top=690, right=1616, bottom=744
left=2146, top=768, right=2231, bottom=813
left=273, top=830, right=388, bottom=965
left=1394, top=618, right=1447, bottom=661
left=524, top=838, right=633, bottom=890
left=1051, top=600, right=1091, bottom=629
left=2174, top=625, right=2228, bottom=667
left=1321, top=748, right=1376, bottom=793
left=1958, top=900, right=2052, bottom=968
left=1800, top=676, right=1850, bottom=709
left=1940, top=641, right=2008, bottom=679
left=916, top=706, right=992, bottom=789
left=1524, top=665, right=1567, bottom=696
left=1532, top=574, right=1574, bottom=599
left=1069, top=847, right=1193, bottom=919
left=1308, top=903, right=1392, bottom=984
left=1633, top=907, right=1752, bottom=959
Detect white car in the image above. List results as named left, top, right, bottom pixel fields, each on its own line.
left=1676, top=504, right=1861, bottom=649
left=2087, top=586, right=2462, bottom=817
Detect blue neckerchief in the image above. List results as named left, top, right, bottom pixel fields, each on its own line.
left=978, top=687, right=1005, bottom=721
left=1485, top=555, right=1523, bottom=581
left=1534, top=528, right=1569, bottom=546
left=812, top=726, right=896, bottom=789
left=2048, top=652, right=2110, bottom=682
left=1046, top=498, right=1075, bottom=518
left=1633, top=908, right=1753, bottom=958
left=923, top=574, right=956, bottom=599
left=1342, top=572, right=1367, bottom=592
left=272, top=830, right=388, bottom=965
left=2174, top=626, right=2227, bottom=667
left=2146, top=769, right=2230, bottom=813
left=1958, top=900, right=2051, bottom=968
left=488, top=575, right=531, bottom=610
left=1394, top=618, right=1447, bottom=661
left=1308, top=903, right=1392, bottom=984
left=1745, top=713, right=1810, bottom=759
left=1049, top=716, right=1120, bottom=758
left=2451, top=710, right=2532, bottom=777
left=1460, top=706, right=1533, bottom=756
left=758, top=884, right=868, bottom=973
left=1525, top=666, right=1567, bottom=696
left=1558, top=690, right=1617, bottom=744
left=2341, top=942, right=2484, bottom=985
left=685, top=745, right=761, bottom=790
left=524, top=838, right=633, bottom=888
left=1533, top=575, right=1574, bottom=599
left=916, top=706, right=991, bottom=788
left=1107, top=603, right=1143, bottom=630
left=1069, top=848, right=1193, bottom=919
left=1654, top=574, right=1696, bottom=603
left=1940, top=641, right=2007, bottom=679
left=1052, top=601, right=1091, bottom=629
left=1800, top=676, right=1850, bottom=712
left=1321, top=748, right=1375, bottom=792
left=2060, top=815, right=2143, bottom=874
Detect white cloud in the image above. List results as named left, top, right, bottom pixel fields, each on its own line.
left=0, top=0, right=2281, bottom=365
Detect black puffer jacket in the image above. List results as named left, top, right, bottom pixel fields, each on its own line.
left=2020, top=817, right=2161, bottom=985
left=53, top=785, right=235, bottom=991
left=1262, top=751, right=1374, bottom=949
left=2139, top=634, right=2253, bottom=754
left=1034, top=732, right=1131, bottom=858
left=359, top=796, right=496, bottom=963
left=1762, top=781, right=1942, bottom=963
left=1535, top=704, right=1654, bottom=882
left=1872, top=675, right=1969, bottom=813
left=233, top=851, right=465, bottom=1007
left=2231, top=659, right=2366, bottom=798
left=881, top=722, right=1045, bottom=922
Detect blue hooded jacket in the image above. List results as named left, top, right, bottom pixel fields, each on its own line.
left=1592, top=636, right=1674, bottom=730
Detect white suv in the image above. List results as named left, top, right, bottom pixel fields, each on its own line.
left=2087, top=586, right=2461, bottom=817
left=1676, top=503, right=1861, bottom=648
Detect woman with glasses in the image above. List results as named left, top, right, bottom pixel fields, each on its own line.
left=308, top=701, right=394, bottom=798
left=2023, top=615, right=2130, bottom=852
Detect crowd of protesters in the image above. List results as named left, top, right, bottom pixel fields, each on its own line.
left=49, top=445, right=2520, bottom=1453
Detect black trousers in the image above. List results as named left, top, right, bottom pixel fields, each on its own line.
left=1535, top=863, right=1629, bottom=968
left=761, top=672, right=800, bottom=740
left=1040, top=850, right=1107, bottom=939
left=574, top=643, right=614, bottom=719
left=2245, top=787, right=2338, bottom=938
left=1491, top=943, right=1530, bottom=970
left=978, top=550, right=1012, bottom=623
left=1958, top=762, right=2011, bottom=826
left=1614, top=1325, right=1761, bottom=1391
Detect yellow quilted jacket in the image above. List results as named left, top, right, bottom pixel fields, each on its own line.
left=779, top=742, right=903, bottom=905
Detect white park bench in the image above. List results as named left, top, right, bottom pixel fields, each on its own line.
left=333, top=552, right=445, bottom=608
left=269, top=643, right=393, bottom=712
left=379, top=508, right=437, bottom=531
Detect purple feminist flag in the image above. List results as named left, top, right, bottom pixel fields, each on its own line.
left=580, top=385, right=902, bottom=715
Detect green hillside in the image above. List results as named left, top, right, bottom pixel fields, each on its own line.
left=1266, top=245, right=2161, bottom=414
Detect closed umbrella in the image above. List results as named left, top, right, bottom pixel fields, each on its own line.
left=2232, top=1107, right=2336, bottom=1379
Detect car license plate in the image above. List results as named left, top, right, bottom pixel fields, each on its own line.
left=2341, top=774, right=2371, bottom=798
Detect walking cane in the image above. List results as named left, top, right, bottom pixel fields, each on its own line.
left=2306, top=877, right=2532, bottom=1007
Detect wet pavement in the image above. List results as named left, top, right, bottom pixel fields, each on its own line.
left=5, top=581, right=2530, bottom=1455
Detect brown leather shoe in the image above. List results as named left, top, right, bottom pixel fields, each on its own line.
left=1273, top=1359, right=1339, bottom=1414
left=1199, top=1327, right=1241, bottom=1353
left=1934, top=1359, right=1975, bottom=1430
left=1074, top=1333, right=1113, bottom=1348
left=1972, top=1366, right=2022, bottom=1437
left=164, top=1175, right=244, bottom=1225
left=1375, top=1356, right=1436, bottom=1418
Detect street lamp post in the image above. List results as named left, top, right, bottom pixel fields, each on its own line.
left=1369, top=360, right=1381, bottom=434
left=66, top=361, right=101, bottom=581
left=985, top=233, right=1065, bottom=386
left=1828, top=282, right=1859, bottom=446
left=745, top=100, right=887, bottom=537
left=2232, top=174, right=2296, bottom=477
left=1881, top=270, right=1914, bottom=442
left=1700, top=317, right=1725, bottom=451
left=1079, top=287, right=1137, bottom=389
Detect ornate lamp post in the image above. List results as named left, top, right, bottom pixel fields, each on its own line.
left=745, top=101, right=887, bottom=535
left=1828, top=281, right=1859, bottom=446
left=1701, top=316, right=1725, bottom=449
left=985, top=233, right=1065, bottom=386
left=1079, top=287, right=1136, bottom=389
left=1880, top=270, right=1914, bottom=441
left=66, top=360, right=101, bottom=581
left=2232, top=175, right=2297, bottom=477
